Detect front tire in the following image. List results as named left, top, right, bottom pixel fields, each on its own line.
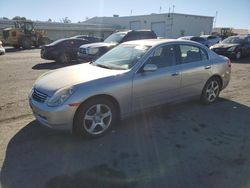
left=235, top=51, right=242, bottom=60
left=73, top=98, right=118, bottom=138
left=201, top=77, right=221, bottom=105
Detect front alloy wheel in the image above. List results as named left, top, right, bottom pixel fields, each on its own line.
left=73, top=98, right=118, bottom=138
left=84, top=104, right=112, bottom=135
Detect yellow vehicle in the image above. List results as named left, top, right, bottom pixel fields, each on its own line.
left=2, top=20, right=50, bottom=49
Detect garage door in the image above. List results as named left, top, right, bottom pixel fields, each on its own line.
left=151, top=22, right=166, bottom=37
left=130, top=21, right=141, bottom=30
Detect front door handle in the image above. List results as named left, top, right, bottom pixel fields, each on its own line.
left=171, top=72, right=180, bottom=76
left=204, top=65, right=211, bottom=70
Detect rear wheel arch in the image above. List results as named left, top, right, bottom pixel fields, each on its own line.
left=200, top=75, right=222, bottom=104
left=207, top=75, right=223, bottom=90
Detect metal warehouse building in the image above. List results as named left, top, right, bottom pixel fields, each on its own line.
left=84, top=13, right=214, bottom=38
left=0, top=19, right=114, bottom=41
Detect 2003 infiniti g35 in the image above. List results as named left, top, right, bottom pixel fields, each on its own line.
left=29, top=39, right=231, bottom=137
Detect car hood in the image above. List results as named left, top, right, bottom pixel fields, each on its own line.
left=212, top=43, right=239, bottom=49
left=34, top=63, right=127, bottom=96
left=79, top=42, right=117, bottom=49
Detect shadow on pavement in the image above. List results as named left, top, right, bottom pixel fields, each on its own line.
left=1, top=98, right=250, bottom=188
left=32, top=61, right=82, bottom=70
left=5, top=47, right=39, bottom=53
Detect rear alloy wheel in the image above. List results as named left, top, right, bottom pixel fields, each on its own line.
left=73, top=98, right=118, bottom=138
left=201, top=78, right=221, bottom=104
left=235, top=51, right=242, bottom=60
left=57, top=53, right=71, bottom=64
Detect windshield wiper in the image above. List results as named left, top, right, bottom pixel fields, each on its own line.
left=94, top=64, right=112, bottom=69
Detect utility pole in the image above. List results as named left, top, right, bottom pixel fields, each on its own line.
left=171, top=5, right=175, bottom=38
left=214, top=11, right=218, bottom=28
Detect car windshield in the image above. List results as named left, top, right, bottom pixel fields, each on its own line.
left=104, top=32, right=127, bottom=43
left=92, top=44, right=151, bottom=70
left=222, top=36, right=244, bottom=44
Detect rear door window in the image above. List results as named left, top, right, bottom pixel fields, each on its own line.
left=179, top=45, right=208, bottom=64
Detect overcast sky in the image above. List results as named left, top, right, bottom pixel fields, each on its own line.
left=0, top=0, right=249, bottom=29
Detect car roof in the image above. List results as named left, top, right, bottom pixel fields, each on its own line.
left=123, top=39, right=204, bottom=47
left=180, top=36, right=194, bottom=38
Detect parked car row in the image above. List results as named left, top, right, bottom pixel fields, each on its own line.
left=41, top=30, right=157, bottom=64
left=210, top=35, right=250, bottom=60
left=178, top=35, right=221, bottom=48
left=78, top=30, right=157, bottom=62
left=178, top=34, right=250, bottom=60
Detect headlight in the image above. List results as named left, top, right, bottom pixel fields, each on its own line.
left=47, top=86, right=76, bottom=107
left=87, top=48, right=99, bottom=55
left=227, top=46, right=236, bottom=51
left=209, top=46, right=214, bottom=50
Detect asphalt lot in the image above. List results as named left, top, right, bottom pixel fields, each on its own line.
left=0, top=49, right=250, bottom=188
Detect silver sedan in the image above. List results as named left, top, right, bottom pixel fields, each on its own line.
left=29, top=39, right=231, bottom=137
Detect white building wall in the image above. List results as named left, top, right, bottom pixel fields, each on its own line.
left=84, top=13, right=214, bottom=39
left=171, top=14, right=214, bottom=38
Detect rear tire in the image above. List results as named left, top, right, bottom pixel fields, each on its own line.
left=235, top=51, right=242, bottom=60
left=56, top=53, right=71, bottom=64
left=73, top=98, right=118, bottom=138
left=21, top=37, right=32, bottom=49
left=200, top=77, right=221, bottom=105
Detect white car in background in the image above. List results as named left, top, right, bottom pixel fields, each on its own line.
left=0, top=41, right=5, bottom=55
left=200, top=35, right=221, bottom=47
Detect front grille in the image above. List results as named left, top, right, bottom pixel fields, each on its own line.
left=32, top=89, right=48, bottom=103
left=79, top=48, right=87, bottom=54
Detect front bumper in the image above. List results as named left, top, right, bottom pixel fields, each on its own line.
left=40, top=50, right=56, bottom=60
left=29, top=97, right=77, bottom=131
left=77, top=52, right=98, bottom=62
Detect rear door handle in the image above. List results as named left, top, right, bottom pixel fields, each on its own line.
left=171, top=72, right=180, bottom=76
left=204, top=65, right=211, bottom=70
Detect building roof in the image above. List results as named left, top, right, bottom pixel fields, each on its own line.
left=85, top=12, right=214, bottom=24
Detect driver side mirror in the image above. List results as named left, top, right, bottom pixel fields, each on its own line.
left=143, top=63, right=158, bottom=72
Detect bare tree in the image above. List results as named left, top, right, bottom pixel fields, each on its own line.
left=12, top=16, right=27, bottom=21
left=60, top=17, right=71, bottom=23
